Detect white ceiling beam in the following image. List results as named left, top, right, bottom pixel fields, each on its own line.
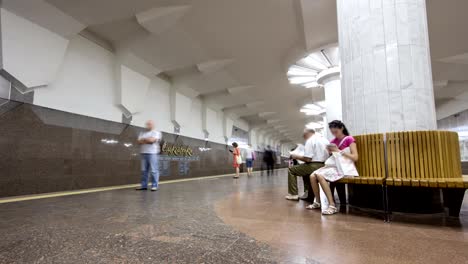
left=197, top=59, right=235, bottom=75
left=136, top=5, right=191, bottom=35
left=227, top=85, right=254, bottom=94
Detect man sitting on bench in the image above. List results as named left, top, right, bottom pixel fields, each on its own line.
left=286, top=128, right=329, bottom=201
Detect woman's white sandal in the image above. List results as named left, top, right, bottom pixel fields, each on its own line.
left=306, top=202, right=321, bottom=210
left=322, top=205, right=338, bottom=215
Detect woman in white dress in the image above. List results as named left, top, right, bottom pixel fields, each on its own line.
left=306, top=120, right=359, bottom=215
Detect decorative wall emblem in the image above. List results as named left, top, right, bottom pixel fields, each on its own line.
left=161, top=142, right=194, bottom=157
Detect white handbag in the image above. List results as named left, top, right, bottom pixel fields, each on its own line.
left=324, top=155, right=336, bottom=166
left=334, top=148, right=359, bottom=176
left=236, top=154, right=243, bottom=164
left=325, top=136, right=359, bottom=177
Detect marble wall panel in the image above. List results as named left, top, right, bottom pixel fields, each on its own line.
left=0, top=102, right=286, bottom=197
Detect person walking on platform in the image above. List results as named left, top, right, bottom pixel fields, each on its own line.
left=285, top=129, right=329, bottom=201
left=264, top=145, right=276, bottom=176
left=245, top=144, right=256, bottom=176
left=230, top=142, right=241, bottom=178
left=136, top=120, right=162, bottom=191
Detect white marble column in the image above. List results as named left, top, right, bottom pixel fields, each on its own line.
left=318, top=67, right=342, bottom=138
left=337, top=0, right=437, bottom=134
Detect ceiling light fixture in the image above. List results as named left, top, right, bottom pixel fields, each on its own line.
left=289, top=76, right=316, bottom=85
left=306, top=122, right=323, bottom=129
left=287, top=65, right=317, bottom=76
left=300, top=102, right=326, bottom=116
left=302, top=56, right=328, bottom=71
left=304, top=81, right=320, bottom=89
left=287, top=46, right=340, bottom=89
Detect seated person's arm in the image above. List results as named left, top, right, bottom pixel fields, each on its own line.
left=341, top=143, right=358, bottom=162
left=291, top=154, right=312, bottom=163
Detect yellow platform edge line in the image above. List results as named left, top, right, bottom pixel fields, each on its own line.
left=0, top=173, right=242, bottom=204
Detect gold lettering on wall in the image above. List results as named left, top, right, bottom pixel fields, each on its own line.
left=162, top=142, right=194, bottom=157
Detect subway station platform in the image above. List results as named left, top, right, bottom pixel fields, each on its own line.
left=1, top=169, right=467, bottom=264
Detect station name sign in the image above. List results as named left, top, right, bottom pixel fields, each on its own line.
left=161, top=142, right=194, bottom=157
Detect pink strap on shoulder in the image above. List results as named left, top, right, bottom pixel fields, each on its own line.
left=338, top=136, right=350, bottom=148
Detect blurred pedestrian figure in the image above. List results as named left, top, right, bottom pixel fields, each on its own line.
left=263, top=145, right=276, bottom=176
left=136, top=120, right=162, bottom=191
left=245, top=144, right=256, bottom=176
left=230, top=142, right=241, bottom=178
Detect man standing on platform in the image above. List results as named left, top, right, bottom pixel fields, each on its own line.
left=285, top=129, right=329, bottom=201
left=264, top=145, right=276, bottom=176
left=136, top=120, right=162, bottom=192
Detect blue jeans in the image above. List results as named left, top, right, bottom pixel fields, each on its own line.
left=140, top=154, right=160, bottom=188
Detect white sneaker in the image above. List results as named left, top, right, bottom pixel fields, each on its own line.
left=285, top=194, right=299, bottom=201
left=151, top=187, right=158, bottom=191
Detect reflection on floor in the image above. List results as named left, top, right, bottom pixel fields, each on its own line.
left=215, top=174, right=468, bottom=264
left=0, top=169, right=467, bottom=264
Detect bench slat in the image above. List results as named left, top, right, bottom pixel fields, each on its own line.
left=339, top=131, right=464, bottom=190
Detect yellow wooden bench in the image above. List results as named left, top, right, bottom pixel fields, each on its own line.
left=384, top=130, right=467, bottom=217
left=336, top=131, right=467, bottom=219
left=385, top=131, right=467, bottom=188
left=338, top=133, right=386, bottom=185
left=334, top=134, right=387, bottom=214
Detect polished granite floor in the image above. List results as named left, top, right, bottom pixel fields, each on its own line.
left=0, top=169, right=467, bottom=264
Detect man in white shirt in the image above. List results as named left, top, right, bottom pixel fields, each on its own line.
left=136, top=120, right=162, bottom=191
left=244, top=144, right=256, bottom=176
left=285, top=128, right=329, bottom=201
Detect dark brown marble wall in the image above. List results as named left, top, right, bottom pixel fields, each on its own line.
left=0, top=102, right=286, bottom=198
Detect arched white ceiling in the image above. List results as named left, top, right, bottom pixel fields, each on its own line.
left=4, top=0, right=467, bottom=142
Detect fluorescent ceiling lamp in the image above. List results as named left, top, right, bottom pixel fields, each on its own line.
left=306, top=122, right=323, bottom=129
left=289, top=76, right=316, bottom=85
left=300, top=103, right=325, bottom=116
left=287, top=44, right=340, bottom=90
left=302, top=55, right=328, bottom=71
left=315, top=101, right=326, bottom=108
left=287, top=66, right=317, bottom=76
left=304, top=81, right=320, bottom=88
left=309, top=53, right=329, bottom=68
left=305, top=111, right=325, bottom=116
left=300, top=109, right=326, bottom=116
left=302, top=103, right=323, bottom=111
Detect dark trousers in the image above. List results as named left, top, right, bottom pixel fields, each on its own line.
left=266, top=162, right=274, bottom=175
left=288, top=162, right=324, bottom=198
